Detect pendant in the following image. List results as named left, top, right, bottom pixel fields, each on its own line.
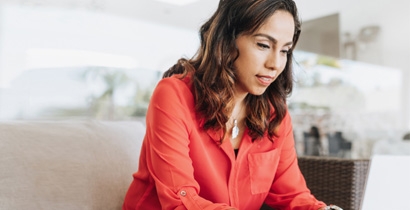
left=232, top=119, right=239, bottom=139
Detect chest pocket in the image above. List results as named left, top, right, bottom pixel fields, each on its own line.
left=248, top=149, right=280, bottom=194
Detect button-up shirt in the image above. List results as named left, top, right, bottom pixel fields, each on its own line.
left=123, top=75, right=326, bottom=210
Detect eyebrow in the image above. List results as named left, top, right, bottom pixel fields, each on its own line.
left=253, top=33, right=293, bottom=46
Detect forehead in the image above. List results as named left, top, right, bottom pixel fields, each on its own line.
left=256, top=10, right=295, bottom=41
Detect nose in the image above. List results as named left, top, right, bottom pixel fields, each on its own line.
left=265, top=51, right=284, bottom=71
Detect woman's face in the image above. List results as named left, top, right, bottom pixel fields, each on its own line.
left=233, top=10, right=295, bottom=97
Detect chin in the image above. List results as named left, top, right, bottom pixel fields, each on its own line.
left=249, top=88, right=268, bottom=96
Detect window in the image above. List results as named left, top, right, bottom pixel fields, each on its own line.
left=0, top=3, right=198, bottom=120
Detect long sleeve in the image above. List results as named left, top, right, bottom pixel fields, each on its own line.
left=123, top=76, right=325, bottom=210
left=143, top=77, right=235, bottom=210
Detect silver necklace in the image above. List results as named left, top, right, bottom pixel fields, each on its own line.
left=232, top=119, right=239, bottom=139
left=231, top=105, right=244, bottom=139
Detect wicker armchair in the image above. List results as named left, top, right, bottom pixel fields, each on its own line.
left=298, top=156, right=370, bottom=210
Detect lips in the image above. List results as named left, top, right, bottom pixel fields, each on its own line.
left=256, top=71, right=276, bottom=86
left=256, top=75, right=275, bottom=86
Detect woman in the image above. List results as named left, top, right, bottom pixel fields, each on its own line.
left=123, top=0, right=337, bottom=209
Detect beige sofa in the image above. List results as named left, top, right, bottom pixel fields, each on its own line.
left=1, top=120, right=371, bottom=210
left=0, top=120, right=145, bottom=210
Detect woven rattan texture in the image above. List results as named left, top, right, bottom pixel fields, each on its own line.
left=298, top=156, right=370, bottom=210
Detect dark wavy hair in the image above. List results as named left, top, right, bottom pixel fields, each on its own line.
left=163, top=0, right=301, bottom=142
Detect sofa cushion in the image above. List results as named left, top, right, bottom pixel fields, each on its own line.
left=0, top=120, right=145, bottom=210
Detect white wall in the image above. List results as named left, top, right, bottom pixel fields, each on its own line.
left=0, top=4, right=200, bottom=119
left=1, top=0, right=409, bottom=126
left=0, top=4, right=199, bottom=87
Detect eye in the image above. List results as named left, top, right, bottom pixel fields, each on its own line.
left=257, top=42, right=270, bottom=49
left=281, top=49, right=291, bottom=55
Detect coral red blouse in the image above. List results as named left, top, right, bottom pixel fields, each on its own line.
left=123, top=75, right=326, bottom=210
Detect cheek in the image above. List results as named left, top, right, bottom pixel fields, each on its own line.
left=279, top=58, right=289, bottom=73
left=239, top=48, right=260, bottom=64
left=234, top=55, right=254, bottom=74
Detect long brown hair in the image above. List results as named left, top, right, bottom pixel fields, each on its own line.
left=163, top=0, right=301, bottom=141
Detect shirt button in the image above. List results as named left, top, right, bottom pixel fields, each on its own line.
left=180, top=190, right=187, bottom=197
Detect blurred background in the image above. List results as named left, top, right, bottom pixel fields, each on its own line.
left=0, top=0, right=409, bottom=158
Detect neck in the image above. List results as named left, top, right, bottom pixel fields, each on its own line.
left=231, top=100, right=245, bottom=120
left=229, top=98, right=246, bottom=140
left=232, top=87, right=247, bottom=105
left=231, top=90, right=247, bottom=114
